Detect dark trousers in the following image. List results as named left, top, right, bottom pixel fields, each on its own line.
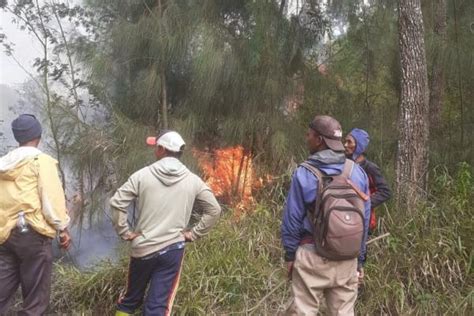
left=117, top=247, right=185, bottom=316
left=0, top=228, right=53, bottom=316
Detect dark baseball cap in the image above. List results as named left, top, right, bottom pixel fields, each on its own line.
left=309, top=115, right=344, bottom=152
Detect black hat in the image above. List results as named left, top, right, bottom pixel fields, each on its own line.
left=11, top=114, right=42, bottom=144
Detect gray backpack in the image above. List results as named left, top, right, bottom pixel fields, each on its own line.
left=300, top=159, right=366, bottom=261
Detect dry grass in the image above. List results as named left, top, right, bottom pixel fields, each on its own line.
left=45, top=163, right=472, bottom=315
left=49, top=206, right=291, bottom=315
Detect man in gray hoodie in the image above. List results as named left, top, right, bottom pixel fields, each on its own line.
left=110, top=130, right=221, bottom=316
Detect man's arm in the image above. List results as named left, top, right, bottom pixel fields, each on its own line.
left=109, top=173, right=139, bottom=240
left=358, top=169, right=371, bottom=268
left=281, top=168, right=317, bottom=262
left=367, top=161, right=392, bottom=208
left=37, top=155, right=70, bottom=233
left=186, top=185, right=221, bottom=241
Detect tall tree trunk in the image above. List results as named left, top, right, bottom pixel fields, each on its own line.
left=429, top=0, right=447, bottom=130
left=452, top=0, right=465, bottom=147
left=363, top=6, right=371, bottom=121
left=279, top=0, right=286, bottom=15
left=35, top=0, right=66, bottom=191
left=157, top=0, right=168, bottom=129
left=160, top=69, right=168, bottom=129
left=396, top=0, right=430, bottom=209
left=52, top=5, right=86, bottom=122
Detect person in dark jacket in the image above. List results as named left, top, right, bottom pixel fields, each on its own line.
left=344, top=128, right=391, bottom=234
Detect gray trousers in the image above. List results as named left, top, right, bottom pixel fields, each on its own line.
left=285, top=244, right=358, bottom=316
left=0, top=228, right=53, bottom=316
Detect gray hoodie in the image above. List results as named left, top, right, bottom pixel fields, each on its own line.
left=110, top=157, right=221, bottom=258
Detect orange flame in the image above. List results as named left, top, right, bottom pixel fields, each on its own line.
left=193, top=146, right=259, bottom=214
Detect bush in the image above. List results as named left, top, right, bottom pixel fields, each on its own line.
left=50, top=206, right=290, bottom=315
left=49, top=163, right=473, bottom=315
left=357, top=162, right=473, bottom=314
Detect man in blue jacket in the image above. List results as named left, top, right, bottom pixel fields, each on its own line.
left=282, top=115, right=370, bottom=316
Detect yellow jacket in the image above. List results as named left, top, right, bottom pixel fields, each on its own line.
left=0, top=147, right=70, bottom=243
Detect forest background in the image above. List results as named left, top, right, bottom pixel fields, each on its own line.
left=0, top=0, right=472, bottom=314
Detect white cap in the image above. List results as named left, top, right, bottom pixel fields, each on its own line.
left=146, top=131, right=185, bottom=152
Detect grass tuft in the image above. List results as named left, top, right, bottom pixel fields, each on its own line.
left=47, top=163, right=472, bottom=315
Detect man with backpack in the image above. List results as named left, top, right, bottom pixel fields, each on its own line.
left=281, top=115, right=370, bottom=316
left=110, top=130, right=221, bottom=316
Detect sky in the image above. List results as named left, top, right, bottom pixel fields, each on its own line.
left=0, top=9, right=41, bottom=85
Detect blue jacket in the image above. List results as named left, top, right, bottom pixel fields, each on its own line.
left=281, top=150, right=371, bottom=266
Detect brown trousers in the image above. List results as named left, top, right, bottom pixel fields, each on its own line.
left=0, top=228, right=53, bottom=316
left=285, top=244, right=358, bottom=316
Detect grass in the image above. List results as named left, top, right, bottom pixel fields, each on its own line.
left=174, top=205, right=290, bottom=315
left=356, top=162, right=473, bottom=315
left=44, top=162, right=473, bottom=315
left=49, top=205, right=291, bottom=315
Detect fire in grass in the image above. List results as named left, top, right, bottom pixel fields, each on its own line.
left=193, top=145, right=271, bottom=216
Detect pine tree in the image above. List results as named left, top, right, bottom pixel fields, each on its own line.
left=396, top=0, right=430, bottom=208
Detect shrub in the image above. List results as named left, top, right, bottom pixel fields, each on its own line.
left=48, top=163, right=473, bottom=315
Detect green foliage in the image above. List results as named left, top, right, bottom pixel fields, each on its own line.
left=48, top=163, right=472, bottom=315
left=79, top=0, right=324, bottom=158
left=175, top=205, right=288, bottom=314
left=358, top=162, right=473, bottom=314
left=425, top=0, right=474, bottom=166
left=299, top=1, right=400, bottom=166
left=2, top=0, right=473, bottom=313
left=49, top=208, right=291, bottom=315
left=51, top=257, right=129, bottom=314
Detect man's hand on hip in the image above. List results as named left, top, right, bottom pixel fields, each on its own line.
left=182, top=230, right=194, bottom=242
left=123, top=231, right=141, bottom=241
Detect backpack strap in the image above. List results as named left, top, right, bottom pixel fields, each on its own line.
left=340, top=159, right=355, bottom=179
left=299, top=162, right=324, bottom=195
left=341, top=159, right=370, bottom=201
left=299, top=162, right=325, bottom=219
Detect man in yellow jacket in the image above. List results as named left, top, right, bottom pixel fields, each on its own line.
left=0, top=114, right=71, bottom=315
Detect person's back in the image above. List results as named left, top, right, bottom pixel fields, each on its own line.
left=0, top=114, right=71, bottom=316
left=281, top=116, right=370, bottom=316
left=0, top=148, right=69, bottom=242
left=111, top=155, right=220, bottom=258
left=110, top=130, right=221, bottom=316
left=282, top=151, right=370, bottom=258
